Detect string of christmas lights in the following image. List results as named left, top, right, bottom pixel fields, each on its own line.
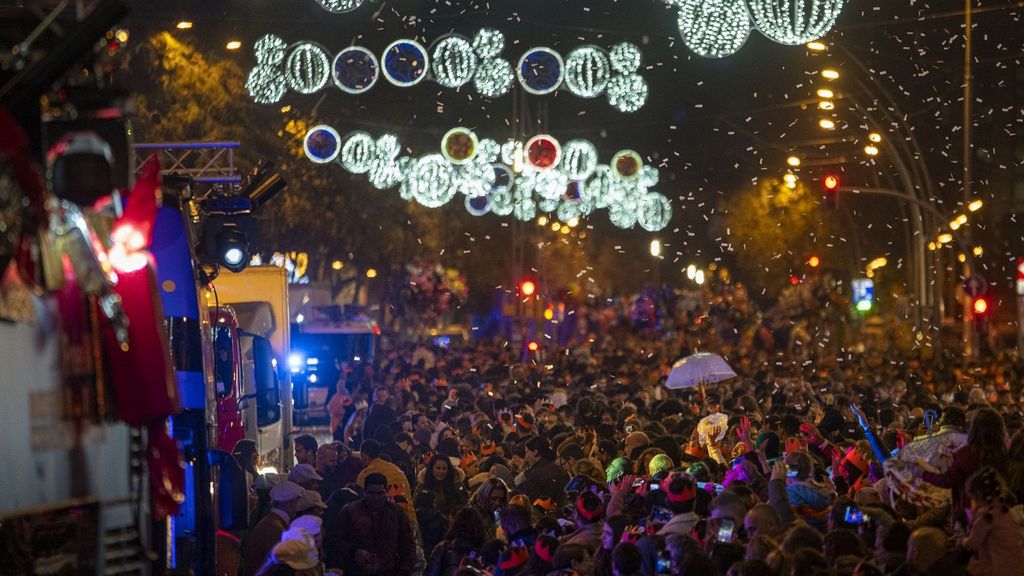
left=245, top=31, right=648, bottom=112
left=302, top=125, right=672, bottom=231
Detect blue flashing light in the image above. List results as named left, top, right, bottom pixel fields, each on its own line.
left=288, top=353, right=304, bottom=373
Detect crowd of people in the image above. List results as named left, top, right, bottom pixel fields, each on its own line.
left=231, top=281, right=1024, bottom=576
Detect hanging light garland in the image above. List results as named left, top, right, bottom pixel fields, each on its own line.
left=245, top=32, right=648, bottom=112
left=301, top=124, right=672, bottom=231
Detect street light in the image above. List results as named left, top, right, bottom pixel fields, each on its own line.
left=537, top=216, right=548, bottom=226
left=818, top=100, right=835, bottom=110
left=784, top=173, right=798, bottom=189
left=937, top=233, right=953, bottom=244
left=366, top=268, right=378, bottom=279
left=968, top=199, right=983, bottom=212
left=816, top=88, right=834, bottom=99
left=331, top=260, right=343, bottom=271
left=950, top=219, right=962, bottom=231
left=226, top=40, right=242, bottom=50
left=864, top=145, right=879, bottom=156
left=176, top=20, right=193, bottom=29
left=868, top=132, right=882, bottom=143
left=807, top=41, right=827, bottom=51
left=787, top=155, right=801, bottom=167
left=821, top=68, right=840, bottom=80
left=695, top=270, right=706, bottom=285
left=686, top=264, right=697, bottom=280
left=819, top=118, right=836, bottom=130
left=650, top=239, right=662, bottom=257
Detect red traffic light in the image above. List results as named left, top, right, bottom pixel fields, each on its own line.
left=823, top=174, right=840, bottom=192
left=520, top=280, right=536, bottom=297
left=527, top=341, right=539, bottom=352
left=808, top=256, right=821, bottom=268
left=789, top=275, right=800, bottom=285
left=972, top=297, right=989, bottom=316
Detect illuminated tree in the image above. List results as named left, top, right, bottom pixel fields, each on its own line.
left=720, top=177, right=839, bottom=292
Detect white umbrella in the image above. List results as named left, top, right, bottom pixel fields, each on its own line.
left=665, top=352, right=737, bottom=391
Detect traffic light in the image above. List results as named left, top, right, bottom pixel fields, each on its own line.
left=823, top=174, right=840, bottom=192
left=527, top=340, right=539, bottom=352
left=520, top=280, right=537, bottom=297
left=808, top=256, right=821, bottom=268
left=972, top=296, right=989, bottom=317
left=823, top=173, right=840, bottom=209
left=789, top=275, right=800, bottom=285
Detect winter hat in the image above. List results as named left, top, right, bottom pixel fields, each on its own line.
left=665, top=473, right=697, bottom=505
left=606, top=457, right=632, bottom=483
left=270, top=539, right=318, bottom=570
left=648, top=454, right=675, bottom=476
left=575, top=491, right=603, bottom=522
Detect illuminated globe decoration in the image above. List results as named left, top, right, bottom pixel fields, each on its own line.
left=473, top=59, right=515, bottom=98
left=405, top=155, right=457, bottom=208
left=747, top=0, right=845, bottom=45
left=606, top=74, right=648, bottom=113
left=561, top=140, right=599, bottom=181
left=303, top=125, right=671, bottom=231
left=368, top=134, right=403, bottom=190
left=441, top=127, right=479, bottom=165
left=432, top=36, right=478, bottom=88
left=312, top=0, right=364, bottom=12
left=303, top=125, right=342, bottom=164
left=340, top=131, right=377, bottom=174
left=563, top=46, right=611, bottom=98
left=611, top=150, right=644, bottom=180
left=333, top=47, right=379, bottom=94
left=525, top=135, right=561, bottom=171
left=382, top=40, right=429, bottom=87
left=472, top=28, right=505, bottom=58
left=675, top=0, right=751, bottom=58
left=517, top=48, right=564, bottom=95
left=662, top=0, right=844, bottom=55
left=465, top=194, right=492, bottom=216
left=609, top=43, right=642, bottom=75
left=637, top=193, right=673, bottom=231
left=246, top=35, right=288, bottom=104
left=490, top=189, right=515, bottom=216
left=285, top=42, right=331, bottom=94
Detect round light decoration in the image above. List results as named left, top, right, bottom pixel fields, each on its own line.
left=432, top=36, right=478, bottom=88
left=561, top=140, right=599, bottom=181
left=246, top=66, right=286, bottom=104
left=675, top=0, right=752, bottom=58
left=313, top=0, right=364, bottom=13
left=748, top=0, right=845, bottom=45
left=382, top=40, right=429, bottom=87
left=465, top=195, right=492, bottom=216
left=254, top=34, right=288, bottom=66
left=332, top=47, right=379, bottom=94
left=608, top=43, right=642, bottom=74
left=304, top=125, right=671, bottom=231
left=606, top=74, right=649, bottom=113
left=637, top=193, right=673, bottom=231
left=517, top=48, right=564, bottom=95
left=525, top=135, right=561, bottom=171
left=340, top=132, right=377, bottom=173
left=473, top=59, right=515, bottom=97
left=563, top=46, right=611, bottom=98
left=490, top=190, right=515, bottom=216
left=611, top=150, right=643, bottom=180
left=285, top=42, right=331, bottom=94
left=368, top=134, right=403, bottom=190
left=441, top=127, right=479, bottom=165
left=405, top=155, right=456, bottom=208
left=472, top=28, right=505, bottom=58
left=303, top=125, right=342, bottom=164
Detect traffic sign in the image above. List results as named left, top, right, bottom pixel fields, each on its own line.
left=964, top=275, right=988, bottom=298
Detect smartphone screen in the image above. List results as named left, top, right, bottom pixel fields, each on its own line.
left=655, top=554, right=671, bottom=575
left=717, top=518, right=735, bottom=542
left=632, top=478, right=646, bottom=489
left=844, top=505, right=863, bottom=524
left=650, top=482, right=661, bottom=491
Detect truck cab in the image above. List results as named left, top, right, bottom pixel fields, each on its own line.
left=205, top=266, right=293, bottom=473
